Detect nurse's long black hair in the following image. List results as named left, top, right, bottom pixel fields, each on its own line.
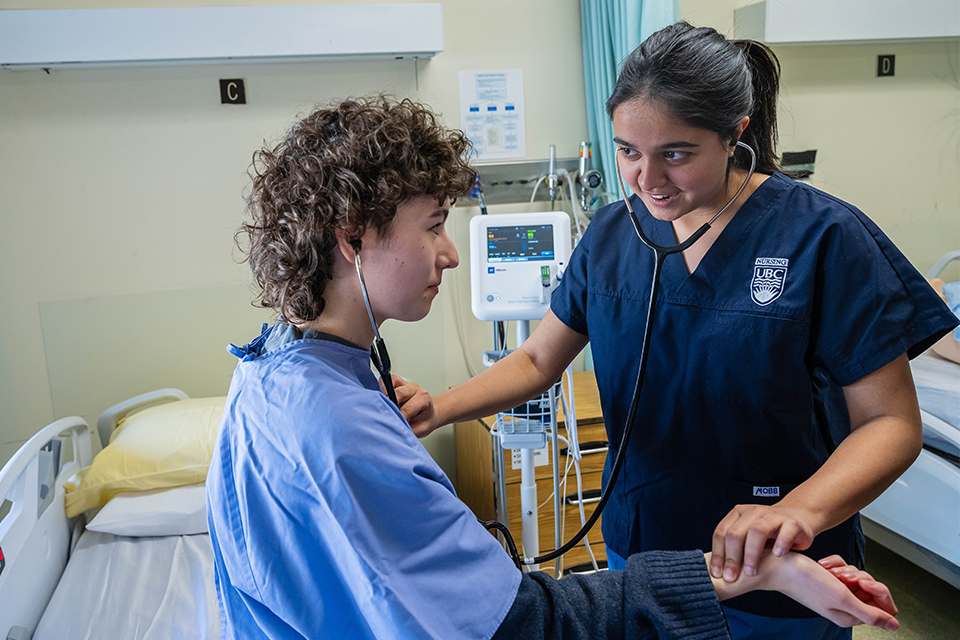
left=606, top=21, right=782, bottom=176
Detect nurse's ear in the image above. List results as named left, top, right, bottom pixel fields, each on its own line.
left=728, top=116, right=751, bottom=156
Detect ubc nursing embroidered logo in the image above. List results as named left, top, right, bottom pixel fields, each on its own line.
left=751, top=258, right=789, bottom=306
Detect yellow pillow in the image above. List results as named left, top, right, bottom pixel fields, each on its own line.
left=64, top=396, right=226, bottom=517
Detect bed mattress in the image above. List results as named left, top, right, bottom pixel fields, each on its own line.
left=910, top=353, right=960, bottom=459
left=32, top=530, right=220, bottom=640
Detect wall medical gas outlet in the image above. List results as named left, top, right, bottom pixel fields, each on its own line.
left=470, top=212, right=571, bottom=322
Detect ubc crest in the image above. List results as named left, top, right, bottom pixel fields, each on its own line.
left=751, top=258, right=789, bottom=306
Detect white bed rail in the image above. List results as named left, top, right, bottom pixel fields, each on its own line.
left=926, top=250, right=960, bottom=279
left=96, top=387, right=189, bottom=448
left=0, top=417, right=92, bottom=639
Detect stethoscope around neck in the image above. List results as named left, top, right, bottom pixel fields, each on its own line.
left=352, top=239, right=400, bottom=407
left=612, top=140, right=758, bottom=425
left=508, top=140, right=758, bottom=568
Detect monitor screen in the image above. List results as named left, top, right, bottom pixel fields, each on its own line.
left=486, top=224, right=555, bottom=262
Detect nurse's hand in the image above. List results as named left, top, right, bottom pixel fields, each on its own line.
left=391, top=376, right=439, bottom=437
left=709, top=551, right=899, bottom=630
left=710, top=503, right=817, bottom=582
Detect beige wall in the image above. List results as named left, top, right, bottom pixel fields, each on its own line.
left=2, top=0, right=957, bottom=485
left=681, top=0, right=960, bottom=282
left=0, top=0, right=588, bottom=481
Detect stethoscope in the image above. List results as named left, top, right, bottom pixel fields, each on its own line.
left=352, top=237, right=530, bottom=569
left=506, top=140, right=758, bottom=568
left=350, top=141, right=757, bottom=569
left=352, top=240, right=400, bottom=407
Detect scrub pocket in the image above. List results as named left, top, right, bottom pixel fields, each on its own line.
left=706, top=312, right=809, bottom=412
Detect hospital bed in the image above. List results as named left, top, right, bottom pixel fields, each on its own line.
left=861, top=250, right=960, bottom=589
left=0, top=389, right=221, bottom=640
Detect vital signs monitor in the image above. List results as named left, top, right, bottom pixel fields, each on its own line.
left=470, top=211, right=572, bottom=321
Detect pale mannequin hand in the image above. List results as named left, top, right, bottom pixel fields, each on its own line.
left=390, top=376, right=439, bottom=436
left=707, top=551, right=899, bottom=630
left=711, top=503, right=817, bottom=582
left=818, top=555, right=899, bottom=618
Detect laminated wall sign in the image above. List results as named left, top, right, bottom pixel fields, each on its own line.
left=458, top=69, right=525, bottom=160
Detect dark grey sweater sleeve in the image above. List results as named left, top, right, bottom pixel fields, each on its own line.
left=491, top=550, right=731, bottom=640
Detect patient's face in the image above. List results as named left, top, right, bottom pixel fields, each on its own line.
left=358, top=195, right=459, bottom=322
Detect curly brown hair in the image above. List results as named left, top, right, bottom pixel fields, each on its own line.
left=238, top=96, right=476, bottom=322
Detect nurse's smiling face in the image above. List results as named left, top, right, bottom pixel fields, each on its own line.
left=612, top=97, right=746, bottom=225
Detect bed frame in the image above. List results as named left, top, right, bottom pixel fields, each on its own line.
left=861, top=411, right=960, bottom=589
left=860, top=251, right=960, bottom=589
left=0, top=388, right=188, bottom=640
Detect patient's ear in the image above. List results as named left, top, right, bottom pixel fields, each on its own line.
left=334, top=227, right=361, bottom=262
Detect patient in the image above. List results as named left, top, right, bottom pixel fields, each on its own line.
left=206, top=96, right=900, bottom=639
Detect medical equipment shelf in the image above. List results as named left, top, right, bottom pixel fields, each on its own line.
left=455, top=370, right=608, bottom=574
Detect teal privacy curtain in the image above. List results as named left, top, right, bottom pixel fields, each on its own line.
left=580, top=0, right=679, bottom=199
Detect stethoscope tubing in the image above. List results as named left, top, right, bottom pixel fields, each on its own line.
left=520, top=141, right=756, bottom=566
left=353, top=245, right=400, bottom=407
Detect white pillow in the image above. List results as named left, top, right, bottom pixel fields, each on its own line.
left=86, top=483, right=208, bottom=537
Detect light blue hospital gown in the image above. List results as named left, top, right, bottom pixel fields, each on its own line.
left=206, top=325, right=520, bottom=640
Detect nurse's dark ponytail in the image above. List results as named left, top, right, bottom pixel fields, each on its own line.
left=606, top=22, right=781, bottom=175
left=731, top=38, right=780, bottom=175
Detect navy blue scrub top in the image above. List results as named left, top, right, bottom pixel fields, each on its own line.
left=551, top=172, right=958, bottom=618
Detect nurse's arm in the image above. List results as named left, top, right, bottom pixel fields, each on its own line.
left=711, top=353, right=922, bottom=582
left=405, top=310, right=589, bottom=437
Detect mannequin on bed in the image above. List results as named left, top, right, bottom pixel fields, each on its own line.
left=928, top=278, right=960, bottom=364
left=205, top=96, right=901, bottom=640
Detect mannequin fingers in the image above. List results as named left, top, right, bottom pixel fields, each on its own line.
left=817, top=555, right=849, bottom=570
left=858, top=578, right=898, bottom=617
